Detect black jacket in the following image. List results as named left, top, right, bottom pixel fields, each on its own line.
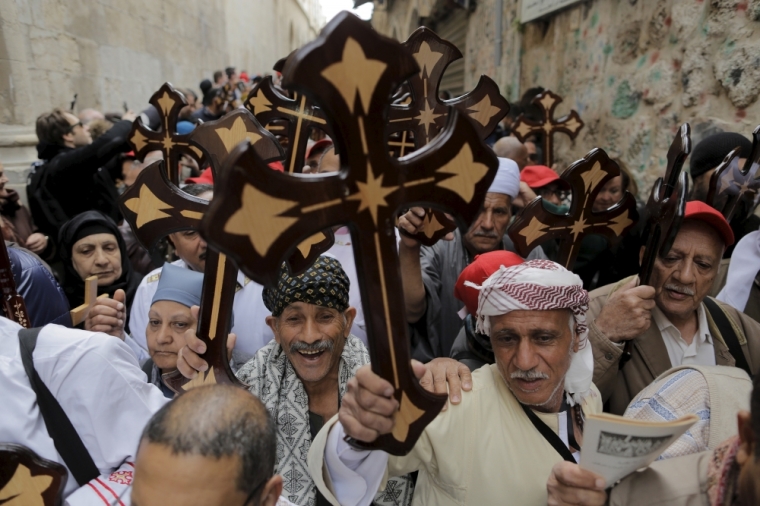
left=29, top=119, right=132, bottom=237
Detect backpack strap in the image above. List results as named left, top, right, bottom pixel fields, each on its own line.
left=18, top=327, right=100, bottom=486
left=703, top=297, right=752, bottom=378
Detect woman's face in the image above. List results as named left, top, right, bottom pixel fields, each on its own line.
left=146, top=300, right=196, bottom=371
left=71, top=233, right=122, bottom=286
left=592, top=175, right=624, bottom=213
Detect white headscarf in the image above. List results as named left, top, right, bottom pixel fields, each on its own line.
left=465, top=259, right=593, bottom=406
left=717, top=230, right=760, bottom=312
left=487, top=157, right=520, bottom=199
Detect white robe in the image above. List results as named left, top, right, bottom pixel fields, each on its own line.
left=308, top=364, right=603, bottom=506
left=0, top=317, right=169, bottom=505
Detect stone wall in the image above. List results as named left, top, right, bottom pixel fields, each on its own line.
left=374, top=0, right=760, bottom=194
left=0, top=0, right=322, bottom=198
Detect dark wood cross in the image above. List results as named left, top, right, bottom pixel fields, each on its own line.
left=128, top=83, right=205, bottom=185
left=707, top=125, right=760, bottom=223
left=122, top=110, right=332, bottom=393
left=507, top=149, right=638, bottom=269
left=387, top=27, right=509, bottom=149
left=623, top=125, right=691, bottom=366
left=245, top=77, right=332, bottom=173
left=0, top=444, right=67, bottom=506
left=200, top=13, right=499, bottom=455
left=0, top=240, right=29, bottom=328
left=511, top=90, right=584, bottom=167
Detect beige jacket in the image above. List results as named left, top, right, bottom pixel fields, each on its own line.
left=588, top=277, right=760, bottom=414
left=608, top=451, right=710, bottom=506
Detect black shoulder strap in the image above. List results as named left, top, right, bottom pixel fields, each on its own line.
left=18, top=327, right=100, bottom=486
left=519, top=403, right=577, bottom=463
left=703, top=297, right=752, bottom=378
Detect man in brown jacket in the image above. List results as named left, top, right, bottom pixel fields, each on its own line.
left=587, top=201, right=760, bottom=414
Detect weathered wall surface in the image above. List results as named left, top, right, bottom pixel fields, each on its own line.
left=375, top=0, right=760, bottom=194
left=0, top=0, right=321, bottom=197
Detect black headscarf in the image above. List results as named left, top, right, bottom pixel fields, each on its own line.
left=58, top=211, right=141, bottom=328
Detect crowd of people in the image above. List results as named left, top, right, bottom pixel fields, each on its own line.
left=1, top=56, right=760, bottom=506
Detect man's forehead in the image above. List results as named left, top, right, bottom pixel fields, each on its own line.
left=673, top=220, right=724, bottom=254
left=281, top=301, right=340, bottom=314
left=483, top=192, right=511, bottom=207
left=490, top=308, right=572, bottom=328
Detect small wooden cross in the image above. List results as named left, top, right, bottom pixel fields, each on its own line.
left=70, top=276, right=109, bottom=327
left=508, top=149, right=638, bottom=269
left=245, top=77, right=332, bottom=173
left=0, top=444, right=68, bottom=506
left=387, top=27, right=509, bottom=149
left=201, top=13, right=499, bottom=455
left=707, top=125, right=760, bottom=223
left=511, top=90, right=584, bottom=167
left=128, top=83, right=205, bottom=185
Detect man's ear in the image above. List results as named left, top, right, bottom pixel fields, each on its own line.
left=343, top=307, right=357, bottom=336
left=736, top=410, right=754, bottom=466
left=266, top=316, right=280, bottom=344
left=258, top=475, right=283, bottom=506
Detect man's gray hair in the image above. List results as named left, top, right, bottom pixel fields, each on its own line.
left=140, top=384, right=276, bottom=501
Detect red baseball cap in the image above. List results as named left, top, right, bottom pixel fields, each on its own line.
left=185, top=167, right=214, bottom=185
left=454, top=251, right=525, bottom=317
left=683, top=201, right=734, bottom=246
left=520, top=165, right=564, bottom=189
left=306, top=138, right=333, bottom=160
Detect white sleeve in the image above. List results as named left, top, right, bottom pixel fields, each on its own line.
left=64, top=462, right=135, bottom=506
left=123, top=333, right=150, bottom=364
left=324, top=422, right=389, bottom=506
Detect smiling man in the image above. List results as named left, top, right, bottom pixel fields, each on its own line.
left=305, top=260, right=601, bottom=506
left=589, top=201, right=760, bottom=414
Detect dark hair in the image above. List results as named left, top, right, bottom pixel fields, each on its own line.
left=36, top=108, right=73, bottom=146
left=213, top=70, right=224, bottom=83
left=140, top=385, right=276, bottom=500
left=181, top=183, right=213, bottom=197
left=225, top=67, right=236, bottom=78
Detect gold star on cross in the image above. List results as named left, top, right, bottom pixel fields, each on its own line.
left=415, top=101, right=443, bottom=139
left=347, top=162, right=397, bottom=225
left=162, top=133, right=175, bottom=152
left=569, top=218, right=589, bottom=241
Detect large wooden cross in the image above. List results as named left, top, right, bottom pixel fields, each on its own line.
left=0, top=240, right=29, bottom=327
left=122, top=109, right=330, bottom=393
left=387, top=27, right=509, bottom=152
left=0, top=444, right=67, bottom=506
left=507, top=149, right=638, bottom=269
left=200, top=13, right=499, bottom=455
left=708, top=125, right=760, bottom=223
left=622, top=125, right=691, bottom=366
left=245, top=77, right=332, bottom=173
left=511, top=90, right=584, bottom=167
left=128, top=83, right=205, bottom=185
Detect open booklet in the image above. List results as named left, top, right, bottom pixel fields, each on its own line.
left=579, top=412, right=698, bottom=485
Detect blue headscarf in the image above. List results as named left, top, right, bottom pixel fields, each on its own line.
left=151, top=263, right=203, bottom=308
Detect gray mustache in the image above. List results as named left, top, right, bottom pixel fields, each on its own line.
left=664, top=283, right=695, bottom=296
left=510, top=369, right=549, bottom=380
left=290, top=340, right=334, bottom=354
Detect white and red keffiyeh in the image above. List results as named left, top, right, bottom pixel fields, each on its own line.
left=465, top=259, right=593, bottom=405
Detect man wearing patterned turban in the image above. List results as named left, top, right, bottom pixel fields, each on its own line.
left=306, top=260, right=604, bottom=506
left=176, top=255, right=468, bottom=506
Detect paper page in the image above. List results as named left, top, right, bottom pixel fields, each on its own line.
left=579, top=413, right=698, bottom=485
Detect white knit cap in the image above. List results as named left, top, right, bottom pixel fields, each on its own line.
left=487, top=157, right=521, bottom=199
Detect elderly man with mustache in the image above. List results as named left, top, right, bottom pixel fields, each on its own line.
left=588, top=201, right=760, bottom=414
left=397, top=158, right=546, bottom=363
left=305, top=259, right=601, bottom=505
left=176, top=255, right=471, bottom=506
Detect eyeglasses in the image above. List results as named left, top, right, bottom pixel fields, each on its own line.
left=67, top=121, right=83, bottom=132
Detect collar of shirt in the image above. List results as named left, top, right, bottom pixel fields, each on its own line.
left=652, top=303, right=714, bottom=365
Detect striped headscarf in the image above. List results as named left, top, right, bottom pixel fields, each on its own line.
left=465, top=259, right=593, bottom=405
